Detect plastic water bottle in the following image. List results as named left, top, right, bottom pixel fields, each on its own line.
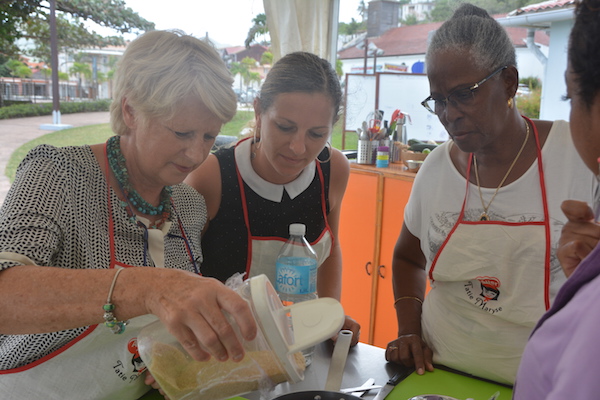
left=276, top=223, right=318, bottom=366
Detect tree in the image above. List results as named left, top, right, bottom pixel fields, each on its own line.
left=245, top=13, right=269, bottom=48
left=260, top=51, right=273, bottom=66
left=0, top=0, right=154, bottom=61
left=338, top=18, right=366, bottom=36
left=357, top=0, right=368, bottom=22
left=0, top=2, right=38, bottom=57
left=229, top=61, right=248, bottom=93
left=430, top=0, right=538, bottom=22
left=401, top=15, right=419, bottom=26
left=335, top=59, right=344, bottom=79
left=247, top=71, right=261, bottom=88
left=69, top=61, right=92, bottom=98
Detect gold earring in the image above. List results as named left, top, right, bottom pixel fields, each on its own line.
left=508, top=98, right=514, bottom=109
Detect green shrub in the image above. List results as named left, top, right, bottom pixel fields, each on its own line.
left=0, top=100, right=111, bottom=119
left=519, top=76, right=541, bottom=90
left=516, top=87, right=541, bottom=119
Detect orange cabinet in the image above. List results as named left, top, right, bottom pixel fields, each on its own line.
left=338, top=164, right=414, bottom=348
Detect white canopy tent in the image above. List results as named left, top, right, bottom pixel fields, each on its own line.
left=263, top=0, right=340, bottom=63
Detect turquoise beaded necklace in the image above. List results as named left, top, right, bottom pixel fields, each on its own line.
left=106, top=136, right=172, bottom=223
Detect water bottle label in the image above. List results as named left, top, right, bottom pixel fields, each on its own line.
left=275, top=257, right=317, bottom=295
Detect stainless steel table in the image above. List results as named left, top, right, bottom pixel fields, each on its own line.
left=245, top=341, right=407, bottom=399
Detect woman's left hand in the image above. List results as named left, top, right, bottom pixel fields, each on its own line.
left=331, top=315, right=361, bottom=346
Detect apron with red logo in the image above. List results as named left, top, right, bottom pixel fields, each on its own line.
left=0, top=145, right=196, bottom=399
left=421, top=120, right=551, bottom=384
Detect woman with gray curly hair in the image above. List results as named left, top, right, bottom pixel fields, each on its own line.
left=0, top=30, right=256, bottom=399
left=386, top=3, right=595, bottom=384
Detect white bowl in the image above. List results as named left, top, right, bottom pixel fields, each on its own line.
left=406, top=159, right=424, bottom=171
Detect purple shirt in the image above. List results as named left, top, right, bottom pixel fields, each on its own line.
left=513, top=241, right=600, bottom=399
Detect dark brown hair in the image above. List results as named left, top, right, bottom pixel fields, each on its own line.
left=569, top=0, right=600, bottom=108
left=257, top=52, right=342, bottom=123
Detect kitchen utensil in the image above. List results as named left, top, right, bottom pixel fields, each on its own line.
left=271, top=330, right=361, bottom=400
left=372, top=369, right=413, bottom=400
left=408, top=396, right=460, bottom=400
left=357, top=139, right=378, bottom=164
left=344, top=378, right=380, bottom=397
left=487, top=391, right=500, bottom=400
left=405, top=159, right=423, bottom=172
left=324, top=330, right=353, bottom=391
left=272, top=390, right=363, bottom=400
left=138, top=274, right=345, bottom=400
left=340, top=379, right=380, bottom=394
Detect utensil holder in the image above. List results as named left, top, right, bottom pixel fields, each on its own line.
left=357, top=140, right=378, bottom=165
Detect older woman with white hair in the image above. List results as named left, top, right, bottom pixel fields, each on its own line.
left=0, top=30, right=256, bottom=399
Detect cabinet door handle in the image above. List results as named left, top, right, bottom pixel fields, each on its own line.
left=365, top=261, right=372, bottom=276
left=377, top=265, right=385, bottom=278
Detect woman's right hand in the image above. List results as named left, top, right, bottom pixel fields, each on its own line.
left=144, top=270, right=257, bottom=363
left=385, top=334, right=434, bottom=375
left=558, top=200, right=600, bottom=277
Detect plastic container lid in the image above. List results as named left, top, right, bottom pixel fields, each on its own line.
left=249, top=274, right=344, bottom=383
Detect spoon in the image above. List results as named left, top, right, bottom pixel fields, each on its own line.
left=487, top=391, right=500, bottom=400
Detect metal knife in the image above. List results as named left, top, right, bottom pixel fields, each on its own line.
left=372, top=369, right=413, bottom=400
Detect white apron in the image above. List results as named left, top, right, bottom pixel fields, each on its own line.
left=0, top=241, right=156, bottom=399
left=422, top=118, right=551, bottom=385
left=0, top=145, right=196, bottom=399
left=234, top=151, right=333, bottom=285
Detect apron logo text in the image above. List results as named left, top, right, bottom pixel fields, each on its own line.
left=464, top=280, right=503, bottom=315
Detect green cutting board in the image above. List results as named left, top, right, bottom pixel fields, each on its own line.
left=387, top=368, right=513, bottom=400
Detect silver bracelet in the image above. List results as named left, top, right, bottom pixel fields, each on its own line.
left=103, top=268, right=129, bottom=334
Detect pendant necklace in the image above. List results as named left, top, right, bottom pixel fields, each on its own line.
left=473, top=120, right=530, bottom=221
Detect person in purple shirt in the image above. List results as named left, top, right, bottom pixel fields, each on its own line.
left=513, top=0, right=600, bottom=398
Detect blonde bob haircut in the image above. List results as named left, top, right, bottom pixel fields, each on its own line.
left=110, top=30, right=237, bottom=136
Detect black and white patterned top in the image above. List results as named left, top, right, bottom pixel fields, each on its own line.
left=0, top=144, right=206, bottom=370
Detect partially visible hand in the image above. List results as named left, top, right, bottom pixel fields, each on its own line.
left=331, top=315, right=361, bottom=347
left=144, top=371, right=169, bottom=400
left=385, top=334, right=434, bottom=375
left=145, top=270, right=257, bottom=363
left=558, top=200, right=600, bottom=277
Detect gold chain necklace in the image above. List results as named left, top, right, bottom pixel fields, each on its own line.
left=473, top=120, right=530, bottom=221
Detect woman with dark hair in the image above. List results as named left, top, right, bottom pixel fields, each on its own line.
left=514, top=1, right=600, bottom=397
left=385, top=3, right=595, bottom=384
left=185, top=51, right=360, bottom=345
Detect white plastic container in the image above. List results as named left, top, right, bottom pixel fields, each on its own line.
left=138, top=274, right=344, bottom=400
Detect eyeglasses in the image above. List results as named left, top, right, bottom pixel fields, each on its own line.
left=421, top=66, right=508, bottom=115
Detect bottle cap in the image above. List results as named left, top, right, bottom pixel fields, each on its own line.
left=289, top=223, right=306, bottom=236
left=377, top=146, right=389, bottom=152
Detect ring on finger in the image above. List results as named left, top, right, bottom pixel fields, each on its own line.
left=388, top=346, right=398, bottom=351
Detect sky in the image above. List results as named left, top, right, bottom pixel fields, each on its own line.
left=119, top=0, right=363, bottom=47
